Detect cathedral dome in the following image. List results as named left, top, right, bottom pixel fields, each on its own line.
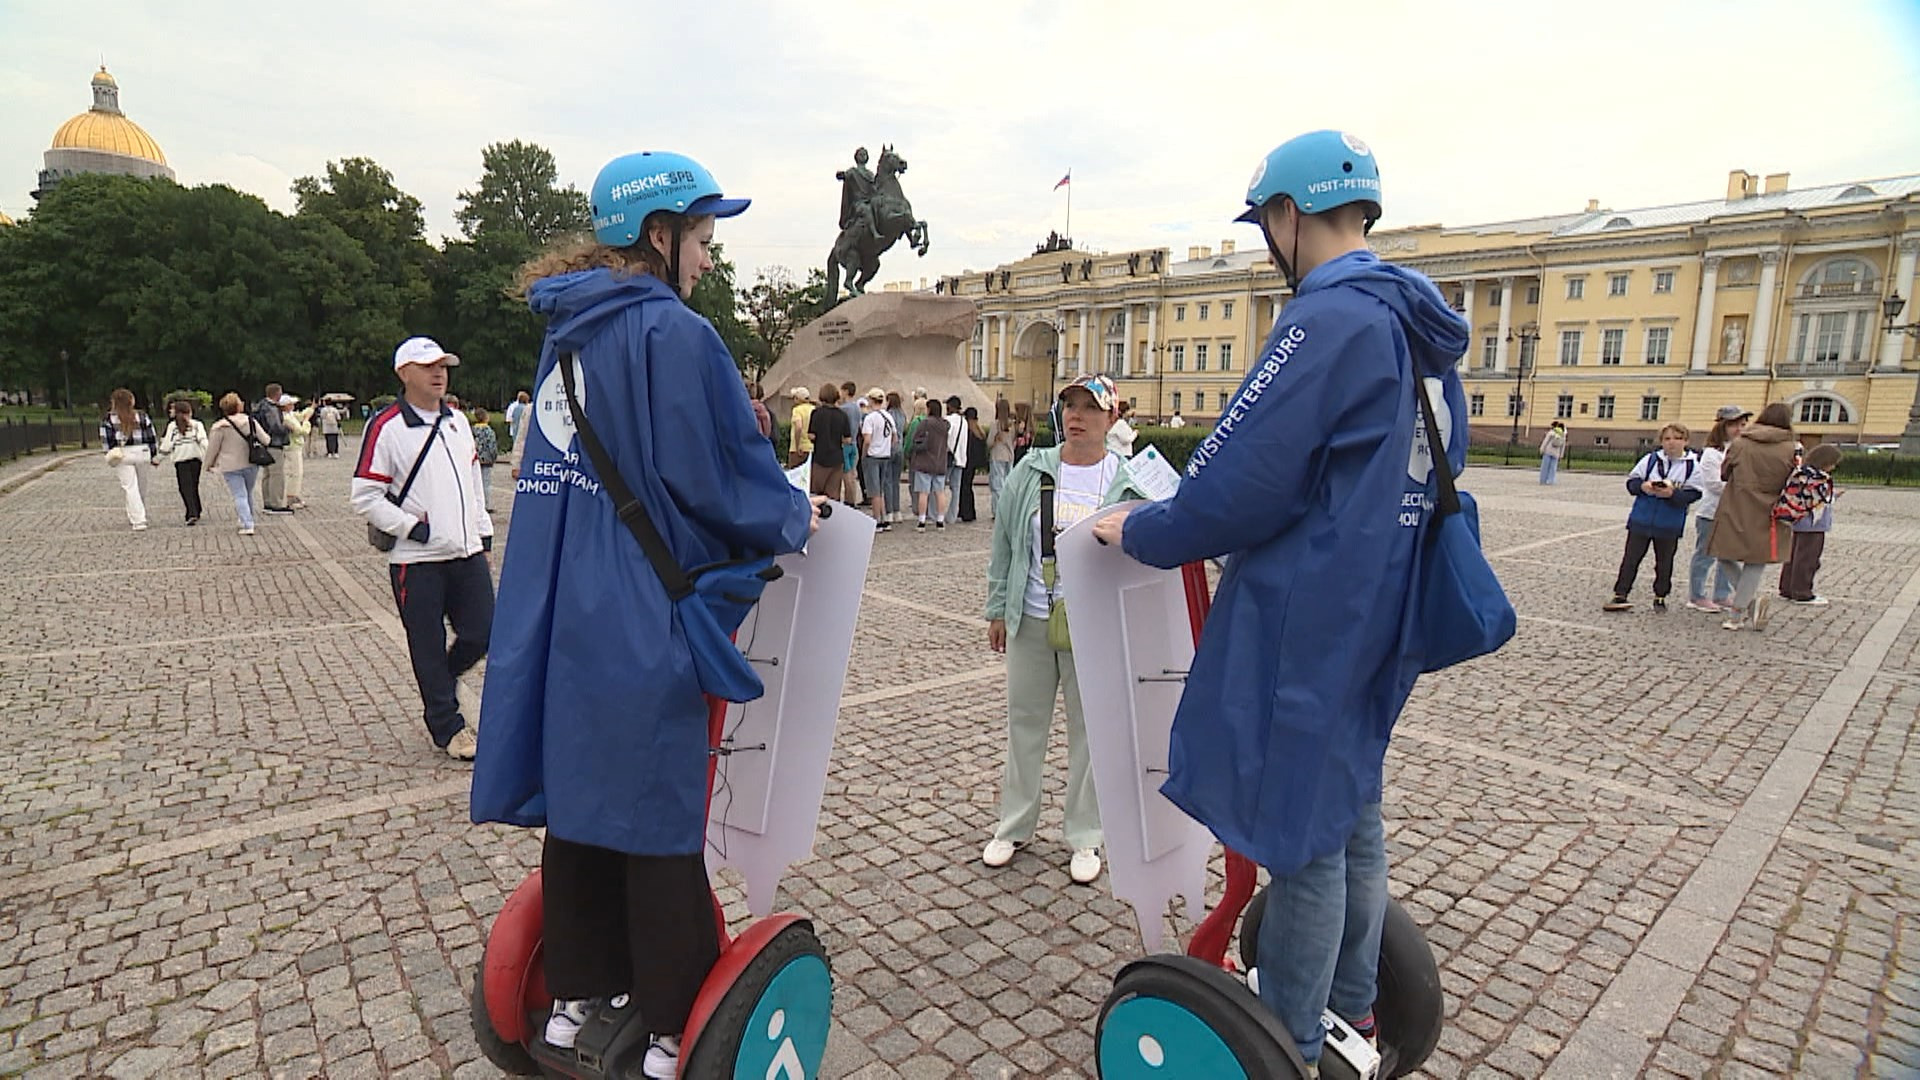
left=49, top=67, right=168, bottom=166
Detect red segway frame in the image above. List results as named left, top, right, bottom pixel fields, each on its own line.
left=1173, top=560, right=1261, bottom=971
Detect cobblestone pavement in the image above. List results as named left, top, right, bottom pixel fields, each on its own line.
left=1, top=444, right=1916, bottom=1079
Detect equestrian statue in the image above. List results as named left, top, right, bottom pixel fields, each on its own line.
left=825, top=145, right=930, bottom=308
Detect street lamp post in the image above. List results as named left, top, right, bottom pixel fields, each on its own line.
left=1505, top=325, right=1541, bottom=446
left=59, top=350, right=70, bottom=414
left=1883, top=292, right=1920, bottom=455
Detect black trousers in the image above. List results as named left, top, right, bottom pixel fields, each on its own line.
left=958, top=465, right=980, bottom=521
left=174, top=459, right=204, bottom=521
left=324, top=432, right=340, bottom=455
left=388, top=553, right=493, bottom=745
left=1613, top=529, right=1678, bottom=599
left=1779, top=531, right=1827, bottom=600
left=541, top=835, right=720, bottom=1036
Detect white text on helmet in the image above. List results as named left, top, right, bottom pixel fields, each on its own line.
left=609, top=169, right=698, bottom=202
left=1305, top=177, right=1381, bottom=196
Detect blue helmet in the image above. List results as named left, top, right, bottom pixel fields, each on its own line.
left=1234, top=130, right=1382, bottom=226
left=590, top=151, right=751, bottom=248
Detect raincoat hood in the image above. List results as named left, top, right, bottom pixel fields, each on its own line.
left=1301, top=251, right=1470, bottom=380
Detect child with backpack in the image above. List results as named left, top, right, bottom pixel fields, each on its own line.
left=1776, top=443, right=1841, bottom=605
left=1603, top=424, right=1703, bottom=613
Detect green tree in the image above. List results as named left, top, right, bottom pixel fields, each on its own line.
left=454, top=140, right=589, bottom=245
left=687, top=242, right=758, bottom=376
left=741, top=266, right=825, bottom=381
left=291, top=157, right=435, bottom=347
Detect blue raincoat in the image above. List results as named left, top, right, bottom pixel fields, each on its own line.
left=1121, top=250, right=1469, bottom=875
left=470, top=269, right=812, bottom=856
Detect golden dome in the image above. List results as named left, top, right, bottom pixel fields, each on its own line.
left=48, top=68, right=165, bottom=166
left=0, top=210, right=13, bottom=227
left=52, top=111, right=168, bottom=165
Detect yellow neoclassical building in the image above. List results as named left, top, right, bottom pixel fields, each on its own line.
left=939, top=168, right=1920, bottom=450
left=33, top=66, right=175, bottom=200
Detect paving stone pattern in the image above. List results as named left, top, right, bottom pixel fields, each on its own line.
left=0, top=447, right=1915, bottom=1078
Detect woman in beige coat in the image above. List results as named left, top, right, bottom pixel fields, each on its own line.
left=1707, top=402, right=1797, bottom=631
left=203, top=392, right=272, bottom=535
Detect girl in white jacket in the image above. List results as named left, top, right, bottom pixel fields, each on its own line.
left=1686, top=407, right=1749, bottom=612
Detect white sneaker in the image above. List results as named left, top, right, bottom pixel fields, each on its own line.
left=643, top=1035, right=679, bottom=1078
left=456, top=677, right=482, bottom=731
left=1793, top=595, right=1830, bottom=607
left=131, top=523, right=147, bottom=532
left=1750, top=594, right=1772, bottom=630
left=1070, top=847, right=1103, bottom=884
left=444, top=726, right=478, bottom=761
left=981, top=839, right=1020, bottom=867
left=544, top=998, right=590, bottom=1048
left=238, top=526, right=254, bottom=535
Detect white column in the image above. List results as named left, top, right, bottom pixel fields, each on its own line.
left=1494, top=276, right=1515, bottom=374
left=1749, top=250, right=1780, bottom=373
left=1145, top=304, right=1159, bottom=376
left=1078, top=308, right=1092, bottom=377
left=1880, top=238, right=1919, bottom=372
left=1458, top=278, right=1475, bottom=369
left=1690, top=256, right=1721, bottom=373
left=997, top=315, right=1009, bottom=380
left=1121, top=304, right=1135, bottom=376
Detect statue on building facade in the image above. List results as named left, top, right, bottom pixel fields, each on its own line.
left=825, top=144, right=931, bottom=308
left=1723, top=321, right=1744, bottom=365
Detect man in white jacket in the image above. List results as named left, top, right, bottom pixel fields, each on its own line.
left=351, top=336, right=496, bottom=761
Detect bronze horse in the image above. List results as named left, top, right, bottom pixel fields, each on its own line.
left=826, top=145, right=929, bottom=306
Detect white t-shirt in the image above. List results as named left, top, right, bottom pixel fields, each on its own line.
left=1106, top=418, right=1137, bottom=458
left=947, top=414, right=969, bottom=469
left=1024, top=455, right=1120, bottom=618
left=860, top=408, right=896, bottom=458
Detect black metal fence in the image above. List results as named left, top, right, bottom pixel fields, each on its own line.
left=0, top=417, right=92, bottom=462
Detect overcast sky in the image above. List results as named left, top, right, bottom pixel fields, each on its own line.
left=5, top=0, right=1919, bottom=289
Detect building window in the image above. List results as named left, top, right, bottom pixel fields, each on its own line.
left=1609, top=273, right=1629, bottom=297
left=1488, top=284, right=1503, bottom=306
left=1469, top=393, right=1485, bottom=417
left=1482, top=336, right=1498, bottom=368
left=1526, top=284, right=1540, bottom=305
left=1601, top=328, right=1625, bottom=365
left=1597, top=394, right=1616, bottom=420
left=1507, top=393, right=1522, bottom=418
left=1198, top=303, right=1210, bottom=321
left=1567, top=278, right=1586, bottom=300
left=1645, top=327, right=1671, bottom=365
left=1219, top=343, right=1232, bottom=371
left=1556, top=394, right=1574, bottom=419
left=1654, top=270, right=1675, bottom=294
left=1594, top=435, right=1611, bottom=447
left=1791, top=310, right=1869, bottom=367
left=1222, top=300, right=1234, bottom=320
left=1195, top=344, right=1209, bottom=371
left=1194, top=392, right=1205, bottom=412
left=1520, top=335, right=1537, bottom=368
left=1171, top=391, right=1182, bottom=413
left=1559, top=329, right=1582, bottom=366
left=1107, top=343, right=1126, bottom=372
left=1171, top=344, right=1185, bottom=372
left=1640, top=395, right=1661, bottom=421
left=1797, top=396, right=1851, bottom=424
left=1175, top=305, right=1186, bottom=322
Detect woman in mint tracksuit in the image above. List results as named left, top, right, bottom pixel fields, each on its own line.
left=472, top=151, right=819, bottom=1078
left=980, top=374, right=1143, bottom=888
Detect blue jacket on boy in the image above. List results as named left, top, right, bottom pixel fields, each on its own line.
left=1625, top=449, right=1703, bottom=536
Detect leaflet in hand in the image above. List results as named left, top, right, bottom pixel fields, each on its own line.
left=1124, top=445, right=1182, bottom=501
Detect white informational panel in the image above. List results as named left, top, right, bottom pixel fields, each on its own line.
left=706, top=507, right=875, bottom=916
left=1055, top=502, right=1215, bottom=951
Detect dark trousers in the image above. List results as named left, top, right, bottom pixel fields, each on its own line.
left=1612, top=529, right=1678, bottom=599
left=541, top=835, right=720, bottom=1035
left=324, top=432, right=340, bottom=455
left=1779, top=531, right=1827, bottom=601
left=173, top=459, right=204, bottom=521
left=959, top=465, right=980, bottom=521
left=388, top=553, right=493, bottom=745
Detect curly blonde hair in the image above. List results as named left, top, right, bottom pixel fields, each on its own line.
left=512, top=208, right=702, bottom=299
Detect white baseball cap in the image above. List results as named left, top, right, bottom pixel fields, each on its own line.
left=277, top=393, right=298, bottom=406
left=393, top=336, right=460, bottom=371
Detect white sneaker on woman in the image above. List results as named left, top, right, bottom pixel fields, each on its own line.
left=544, top=998, right=590, bottom=1048
left=1070, top=848, right=1103, bottom=884
left=643, top=1035, right=679, bottom=1078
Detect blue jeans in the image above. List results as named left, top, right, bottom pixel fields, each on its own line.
left=1256, top=803, right=1387, bottom=1065
left=222, top=467, right=258, bottom=529
left=1688, top=517, right=1731, bottom=604
left=1539, top=455, right=1559, bottom=484
left=883, top=458, right=902, bottom=516
left=944, top=465, right=964, bottom=523
left=988, top=460, right=1010, bottom=517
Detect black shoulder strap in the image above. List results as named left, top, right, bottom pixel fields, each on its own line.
left=1413, top=376, right=1461, bottom=521
left=392, top=409, right=447, bottom=505
left=558, top=353, right=696, bottom=601
left=1039, top=472, right=1057, bottom=559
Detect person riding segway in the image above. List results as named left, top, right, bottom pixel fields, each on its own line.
left=1090, top=130, right=1480, bottom=1075
left=469, top=149, right=831, bottom=1079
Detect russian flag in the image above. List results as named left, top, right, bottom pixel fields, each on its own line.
left=1054, top=171, right=1071, bottom=191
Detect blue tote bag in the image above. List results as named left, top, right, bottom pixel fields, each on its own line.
left=1412, top=378, right=1515, bottom=672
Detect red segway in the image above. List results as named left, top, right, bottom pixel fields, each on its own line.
left=1092, top=563, right=1445, bottom=1080
left=471, top=695, right=833, bottom=1079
